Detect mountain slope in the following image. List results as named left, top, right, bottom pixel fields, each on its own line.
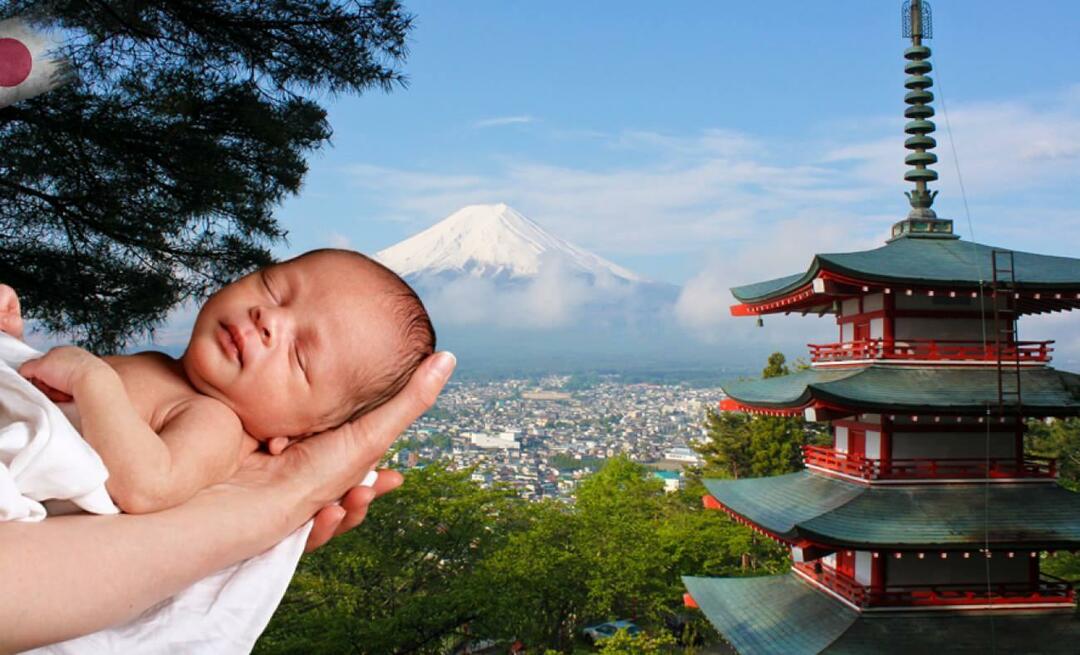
left=374, top=203, right=644, bottom=283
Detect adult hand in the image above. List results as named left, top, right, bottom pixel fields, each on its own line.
left=232, top=351, right=456, bottom=551
left=0, top=283, right=24, bottom=339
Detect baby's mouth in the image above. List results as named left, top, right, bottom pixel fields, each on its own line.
left=217, top=322, right=244, bottom=366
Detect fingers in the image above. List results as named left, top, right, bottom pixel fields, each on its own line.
left=0, top=284, right=20, bottom=336
left=368, top=469, right=404, bottom=498
left=302, top=469, right=404, bottom=552
left=267, top=436, right=291, bottom=456
left=335, top=469, right=403, bottom=536
left=347, top=352, right=455, bottom=459
left=304, top=503, right=346, bottom=552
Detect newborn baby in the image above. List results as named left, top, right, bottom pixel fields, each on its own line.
left=3, top=249, right=434, bottom=513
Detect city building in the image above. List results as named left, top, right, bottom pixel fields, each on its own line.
left=467, top=431, right=522, bottom=450
left=682, top=2, right=1080, bottom=652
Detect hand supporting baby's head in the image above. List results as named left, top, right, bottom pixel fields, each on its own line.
left=181, top=249, right=435, bottom=444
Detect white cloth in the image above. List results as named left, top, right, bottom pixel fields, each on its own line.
left=29, top=522, right=312, bottom=655
left=0, top=332, right=117, bottom=520
left=0, top=333, right=311, bottom=654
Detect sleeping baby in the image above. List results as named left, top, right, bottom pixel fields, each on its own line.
left=0, top=248, right=434, bottom=513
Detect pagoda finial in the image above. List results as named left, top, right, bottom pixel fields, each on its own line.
left=890, top=0, right=955, bottom=241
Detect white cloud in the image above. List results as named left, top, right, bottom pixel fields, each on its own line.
left=824, top=90, right=1080, bottom=199
left=472, top=115, right=536, bottom=129
left=421, top=253, right=596, bottom=329
left=674, top=212, right=879, bottom=336
left=337, top=87, right=1080, bottom=351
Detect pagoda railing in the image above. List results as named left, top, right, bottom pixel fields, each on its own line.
left=802, top=445, right=1057, bottom=481
left=793, top=561, right=1074, bottom=608
left=808, top=339, right=1053, bottom=364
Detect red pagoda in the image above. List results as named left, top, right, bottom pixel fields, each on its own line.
left=682, top=2, right=1080, bottom=652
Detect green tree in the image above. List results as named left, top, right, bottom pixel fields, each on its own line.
left=747, top=415, right=806, bottom=477
left=762, top=352, right=790, bottom=378
left=696, top=408, right=752, bottom=479
left=574, top=457, right=669, bottom=623
left=1, top=1, right=412, bottom=351
left=477, top=501, right=589, bottom=651
left=597, top=629, right=677, bottom=655
left=697, top=352, right=824, bottom=479
left=1026, top=418, right=1080, bottom=581
left=1026, top=417, right=1080, bottom=491
left=256, top=465, right=521, bottom=655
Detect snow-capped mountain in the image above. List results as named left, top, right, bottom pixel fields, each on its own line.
left=371, top=204, right=721, bottom=373
left=375, top=203, right=644, bottom=284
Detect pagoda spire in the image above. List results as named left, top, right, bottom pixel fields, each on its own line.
left=891, top=0, right=955, bottom=240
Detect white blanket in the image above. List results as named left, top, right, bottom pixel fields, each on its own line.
left=0, top=333, right=310, bottom=654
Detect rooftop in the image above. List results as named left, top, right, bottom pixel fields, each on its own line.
left=720, top=365, right=1080, bottom=417
left=683, top=574, right=1080, bottom=655
left=703, top=471, right=1080, bottom=549
left=730, top=237, right=1080, bottom=316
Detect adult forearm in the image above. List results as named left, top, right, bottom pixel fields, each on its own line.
left=0, top=479, right=300, bottom=653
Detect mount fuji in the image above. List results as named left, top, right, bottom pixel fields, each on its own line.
left=374, top=204, right=696, bottom=373
left=375, top=203, right=679, bottom=321
left=377, top=203, right=642, bottom=284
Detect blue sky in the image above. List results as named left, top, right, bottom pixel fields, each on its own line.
left=277, top=0, right=1079, bottom=270
left=156, top=1, right=1080, bottom=366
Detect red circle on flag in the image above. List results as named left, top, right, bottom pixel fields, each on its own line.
left=0, top=38, right=33, bottom=87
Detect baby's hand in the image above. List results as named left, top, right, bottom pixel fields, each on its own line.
left=19, top=346, right=111, bottom=403
left=267, top=436, right=294, bottom=455
left=0, top=284, right=23, bottom=340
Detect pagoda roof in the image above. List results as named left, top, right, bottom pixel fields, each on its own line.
left=730, top=237, right=1080, bottom=314
left=683, top=573, right=1080, bottom=655
left=704, top=471, right=1080, bottom=549
left=721, top=365, right=1080, bottom=417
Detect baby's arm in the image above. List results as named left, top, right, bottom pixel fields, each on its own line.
left=19, top=347, right=246, bottom=514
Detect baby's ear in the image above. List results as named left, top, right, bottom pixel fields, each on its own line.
left=267, top=436, right=292, bottom=455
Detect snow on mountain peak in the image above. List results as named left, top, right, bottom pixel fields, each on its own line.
left=374, top=203, right=643, bottom=282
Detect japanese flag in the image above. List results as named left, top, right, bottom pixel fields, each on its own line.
left=0, top=18, right=68, bottom=108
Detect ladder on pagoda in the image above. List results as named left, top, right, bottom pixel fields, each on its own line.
left=991, top=249, right=1023, bottom=416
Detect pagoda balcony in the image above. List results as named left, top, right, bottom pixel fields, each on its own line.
left=802, top=445, right=1058, bottom=482
left=808, top=338, right=1053, bottom=365
left=792, top=560, right=1075, bottom=609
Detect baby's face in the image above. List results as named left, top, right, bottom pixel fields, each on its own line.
left=182, top=251, right=399, bottom=440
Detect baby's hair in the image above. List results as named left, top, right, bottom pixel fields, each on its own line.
left=292, top=249, right=436, bottom=427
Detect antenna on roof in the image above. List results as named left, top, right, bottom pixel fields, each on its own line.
left=890, top=0, right=956, bottom=241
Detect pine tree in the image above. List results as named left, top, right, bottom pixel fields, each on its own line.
left=0, top=1, right=412, bottom=351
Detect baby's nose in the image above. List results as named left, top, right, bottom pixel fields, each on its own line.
left=250, top=306, right=274, bottom=346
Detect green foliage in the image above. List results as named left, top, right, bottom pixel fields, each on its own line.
left=1, top=1, right=412, bottom=351
left=597, top=629, right=677, bottom=655
left=477, top=501, right=589, bottom=651
left=696, top=352, right=826, bottom=479
left=260, top=456, right=782, bottom=654
left=574, top=457, right=669, bottom=622
left=1026, top=418, right=1080, bottom=491
left=697, top=409, right=752, bottom=479
left=762, top=352, right=790, bottom=379
left=257, top=464, right=520, bottom=655
left=1025, top=418, right=1080, bottom=581
left=746, top=416, right=806, bottom=477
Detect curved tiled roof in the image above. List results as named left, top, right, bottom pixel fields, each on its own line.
left=683, top=573, right=1080, bottom=655
left=731, top=237, right=1080, bottom=303
left=704, top=471, right=1080, bottom=549
left=720, top=365, right=1080, bottom=416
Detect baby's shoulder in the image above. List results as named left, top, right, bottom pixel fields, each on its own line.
left=168, top=394, right=242, bottom=432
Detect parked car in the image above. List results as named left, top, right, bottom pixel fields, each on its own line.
left=582, top=620, right=642, bottom=643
